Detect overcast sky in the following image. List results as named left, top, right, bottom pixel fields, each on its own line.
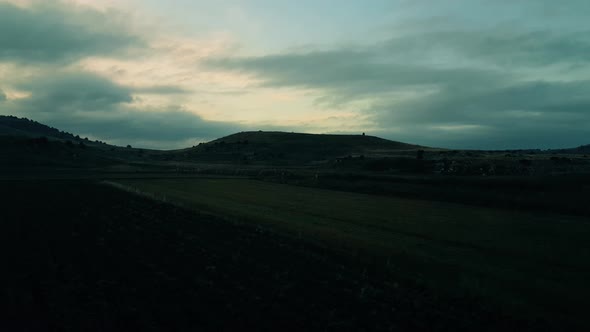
left=1, top=0, right=589, bottom=149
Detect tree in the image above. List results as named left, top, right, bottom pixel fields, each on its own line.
left=127, top=144, right=132, bottom=149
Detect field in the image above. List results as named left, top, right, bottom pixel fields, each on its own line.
left=113, top=178, right=590, bottom=329
left=1, top=179, right=559, bottom=331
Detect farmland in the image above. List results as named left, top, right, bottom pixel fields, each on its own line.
left=0, top=179, right=557, bottom=331
left=113, top=178, right=590, bottom=329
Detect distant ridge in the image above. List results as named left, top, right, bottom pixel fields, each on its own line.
left=1, top=115, right=587, bottom=155
left=211, top=131, right=420, bottom=149
left=172, top=130, right=424, bottom=163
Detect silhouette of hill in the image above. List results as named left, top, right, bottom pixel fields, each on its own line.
left=0, top=116, right=426, bottom=165
left=173, top=131, right=423, bottom=164
left=0, top=115, right=78, bottom=141
left=0, top=116, right=138, bottom=169
left=224, top=130, right=409, bottom=143
left=2, top=115, right=588, bottom=169
left=214, top=131, right=419, bottom=150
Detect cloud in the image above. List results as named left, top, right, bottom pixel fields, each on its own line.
left=0, top=89, right=6, bottom=101
left=380, top=29, right=590, bottom=68
left=375, top=80, right=590, bottom=124
left=369, top=80, right=590, bottom=149
left=15, top=72, right=134, bottom=113
left=205, top=49, right=509, bottom=108
left=8, top=70, right=192, bottom=115
left=0, top=1, right=143, bottom=64
left=51, top=107, right=243, bottom=144
left=133, top=85, right=191, bottom=95
left=204, top=23, right=590, bottom=149
left=3, top=70, right=243, bottom=148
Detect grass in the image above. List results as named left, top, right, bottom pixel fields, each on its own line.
left=114, top=178, right=590, bottom=328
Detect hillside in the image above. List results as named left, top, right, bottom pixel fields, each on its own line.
left=0, top=115, right=79, bottom=141
left=212, top=131, right=417, bottom=148
left=0, top=116, right=147, bottom=169
left=171, top=131, right=422, bottom=164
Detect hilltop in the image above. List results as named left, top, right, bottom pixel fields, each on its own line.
left=172, top=131, right=422, bottom=164
left=211, top=131, right=418, bottom=149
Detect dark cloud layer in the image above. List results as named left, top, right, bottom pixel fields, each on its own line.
left=51, top=108, right=242, bottom=143
left=15, top=72, right=133, bottom=113
left=4, top=71, right=241, bottom=148
left=205, top=50, right=508, bottom=107
left=13, top=73, right=191, bottom=113
left=380, top=29, right=590, bottom=68
left=34, top=106, right=242, bottom=149
left=0, top=2, right=143, bottom=63
left=205, top=25, right=590, bottom=149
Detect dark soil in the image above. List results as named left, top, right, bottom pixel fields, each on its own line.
left=0, top=180, right=559, bottom=331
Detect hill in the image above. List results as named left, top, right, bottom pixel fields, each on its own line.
left=0, top=115, right=112, bottom=148
left=0, top=115, right=78, bottom=141
left=0, top=116, right=425, bottom=166
left=0, top=116, right=145, bottom=169
left=171, top=131, right=422, bottom=164
left=213, top=131, right=416, bottom=147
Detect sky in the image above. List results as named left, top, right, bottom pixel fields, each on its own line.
left=1, top=0, right=589, bottom=149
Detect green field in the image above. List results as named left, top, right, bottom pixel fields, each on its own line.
left=114, top=178, right=590, bottom=327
